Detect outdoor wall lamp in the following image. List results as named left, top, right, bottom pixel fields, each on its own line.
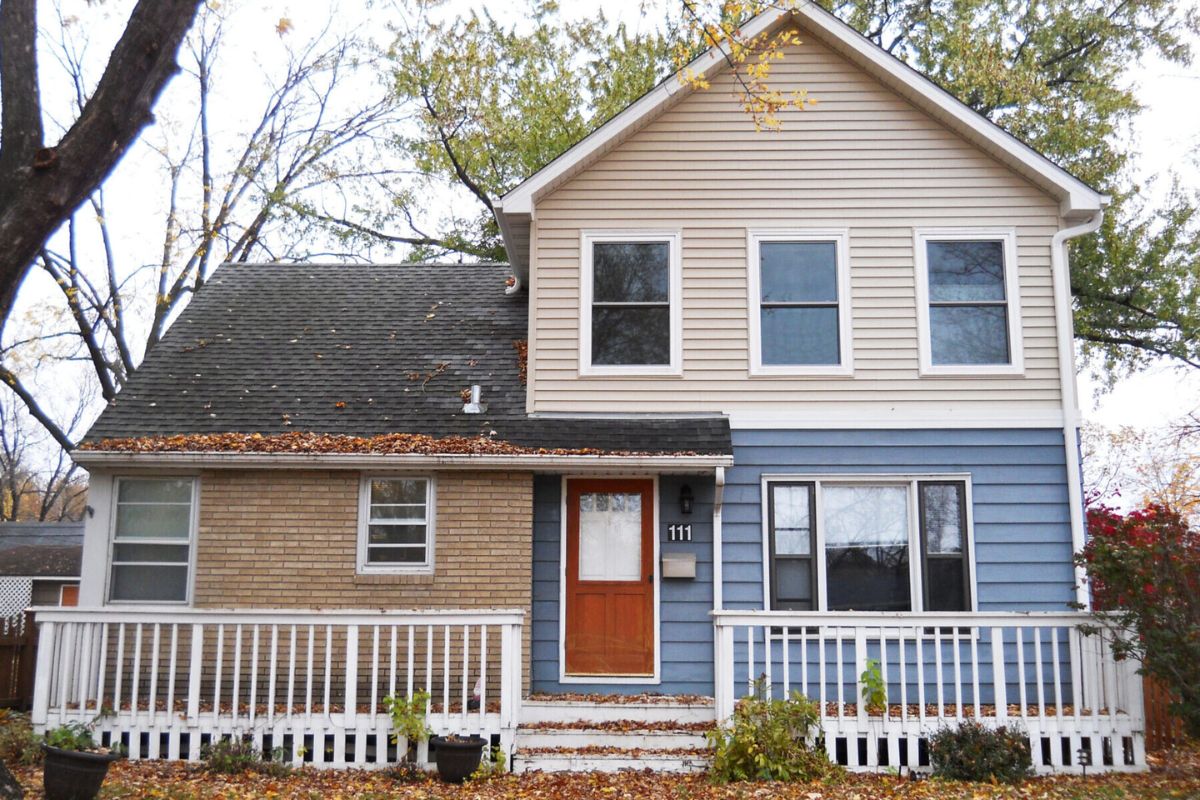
left=679, top=484, right=694, bottom=515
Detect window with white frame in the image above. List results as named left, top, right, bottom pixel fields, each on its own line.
left=580, top=232, right=680, bottom=374
left=358, top=477, right=434, bottom=572
left=765, top=478, right=972, bottom=612
left=914, top=229, right=1023, bottom=373
left=109, top=477, right=195, bottom=603
left=749, top=231, right=852, bottom=374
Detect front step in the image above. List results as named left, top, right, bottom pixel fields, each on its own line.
left=514, top=698, right=716, bottom=773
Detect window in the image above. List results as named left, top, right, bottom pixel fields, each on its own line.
left=748, top=230, right=852, bottom=375
left=914, top=229, right=1023, bottom=374
left=109, top=477, right=195, bottom=603
left=358, top=477, right=434, bottom=572
left=580, top=232, right=681, bottom=375
left=764, top=477, right=973, bottom=612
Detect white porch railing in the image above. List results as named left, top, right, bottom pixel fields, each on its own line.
left=713, top=611, right=1146, bottom=774
left=31, top=608, right=524, bottom=768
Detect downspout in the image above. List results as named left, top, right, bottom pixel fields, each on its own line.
left=1051, top=212, right=1103, bottom=609
left=712, top=466, right=725, bottom=611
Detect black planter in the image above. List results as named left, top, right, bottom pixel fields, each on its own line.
left=41, top=744, right=122, bottom=800
left=430, top=735, right=486, bottom=783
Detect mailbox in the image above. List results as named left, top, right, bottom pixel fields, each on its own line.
left=661, top=552, right=697, bottom=580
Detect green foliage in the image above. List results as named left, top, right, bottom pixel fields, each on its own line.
left=202, top=737, right=290, bottom=777
left=928, top=721, right=1033, bottom=783
left=383, top=690, right=432, bottom=758
left=859, top=659, right=887, bottom=715
left=0, top=711, right=43, bottom=766
left=1078, top=503, right=1200, bottom=737
left=469, top=744, right=508, bottom=781
left=44, top=722, right=96, bottom=752
left=820, top=0, right=1200, bottom=377
left=707, top=678, right=841, bottom=783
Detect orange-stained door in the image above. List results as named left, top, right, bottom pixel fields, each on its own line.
left=565, top=479, right=655, bottom=676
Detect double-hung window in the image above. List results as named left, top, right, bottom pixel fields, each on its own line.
left=765, top=477, right=973, bottom=612
left=748, top=230, right=852, bottom=375
left=580, top=232, right=681, bottom=375
left=914, top=229, right=1023, bottom=374
left=109, top=477, right=195, bottom=603
left=358, top=477, right=434, bottom=572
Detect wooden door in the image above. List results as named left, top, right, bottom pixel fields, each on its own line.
left=565, top=479, right=655, bottom=676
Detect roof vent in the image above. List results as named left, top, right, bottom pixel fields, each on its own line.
left=463, top=384, right=487, bottom=414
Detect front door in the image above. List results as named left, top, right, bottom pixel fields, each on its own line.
left=564, top=479, right=655, bottom=676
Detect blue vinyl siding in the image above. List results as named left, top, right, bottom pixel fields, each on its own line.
left=723, top=428, right=1076, bottom=612
left=531, top=475, right=715, bottom=695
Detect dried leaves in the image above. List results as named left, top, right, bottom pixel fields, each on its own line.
left=79, top=431, right=699, bottom=458
left=513, top=339, right=528, bottom=385
left=9, top=754, right=1200, bottom=800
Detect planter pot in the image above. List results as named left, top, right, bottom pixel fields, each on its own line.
left=42, top=744, right=122, bottom=800
left=430, top=735, right=485, bottom=783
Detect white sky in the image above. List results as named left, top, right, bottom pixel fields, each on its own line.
left=8, top=0, right=1200, bottom=439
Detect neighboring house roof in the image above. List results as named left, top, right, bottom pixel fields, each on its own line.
left=0, top=522, right=84, bottom=578
left=496, top=2, right=1108, bottom=280
left=79, top=262, right=731, bottom=457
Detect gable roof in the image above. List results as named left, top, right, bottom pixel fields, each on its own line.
left=0, top=522, right=83, bottom=578
left=78, top=262, right=730, bottom=459
left=495, top=2, right=1107, bottom=279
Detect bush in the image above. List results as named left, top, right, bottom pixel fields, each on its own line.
left=202, top=738, right=290, bottom=777
left=0, top=711, right=42, bottom=766
left=1077, top=503, right=1200, bottom=738
left=928, top=721, right=1032, bottom=783
left=707, top=680, right=841, bottom=783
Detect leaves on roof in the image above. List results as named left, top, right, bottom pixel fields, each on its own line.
left=78, top=431, right=702, bottom=457
left=513, top=339, right=528, bottom=384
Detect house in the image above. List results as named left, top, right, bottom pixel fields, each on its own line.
left=33, top=3, right=1145, bottom=775
left=0, top=522, right=83, bottom=624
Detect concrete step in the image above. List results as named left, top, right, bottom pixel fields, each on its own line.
left=519, top=699, right=716, bottom=725
left=514, top=747, right=711, bottom=774
left=515, top=726, right=711, bottom=750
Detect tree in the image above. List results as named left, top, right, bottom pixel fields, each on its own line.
left=1, top=2, right=412, bottom=452
left=1077, top=503, right=1200, bottom=737
left=0, top=389, right=87, bottom=522
left=0, top=0, right=204, bottom=329
left=1082, top=419, right=1200, bottom=518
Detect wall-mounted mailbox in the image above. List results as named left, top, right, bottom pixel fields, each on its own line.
left=661, top=552, right=696, bottom=580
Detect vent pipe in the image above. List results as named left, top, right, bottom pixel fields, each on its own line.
left=463, top=384, right=486, bottom=414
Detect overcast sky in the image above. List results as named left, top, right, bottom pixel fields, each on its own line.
left=10, top=0, right=1200, bottom=437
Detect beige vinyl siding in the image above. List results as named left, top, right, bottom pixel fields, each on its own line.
left=528, top=25, right=1065, bottom=416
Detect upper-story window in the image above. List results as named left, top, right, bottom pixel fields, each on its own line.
left=357, top=476, right=435, bottom=573
left=914, top=229, right=1024, bottom=375
left=109, top=477, right=195, bottom=603
left=748, top=230, right=852, bottom=376
left=765, top=477, right=974, bottom=612
left=580, top=232, right=681, bottom=375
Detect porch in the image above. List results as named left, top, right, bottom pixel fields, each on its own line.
left=30, top=607, right=1148, bottom=773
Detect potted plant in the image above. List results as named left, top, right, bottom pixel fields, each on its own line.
left=429, top=732, right=487, bottom=784
left=383, top=690, right=432, bottom=780
left=41, top=722, right=123, bottom=800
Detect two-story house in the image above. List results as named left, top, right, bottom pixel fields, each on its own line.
left=33, top=3, right=1145, bottom=775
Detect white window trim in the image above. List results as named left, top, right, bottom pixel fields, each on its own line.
left=579, top=230, right=682, bottom=377
left=759, top=474, right=978, bottom=613
left=913, top=227, right=1025, bottom=377
left=106, top=476, right=198, bottom=606
left=356, top=475, right=436, bottom=575
left=747, top=229, right=854, bottom=377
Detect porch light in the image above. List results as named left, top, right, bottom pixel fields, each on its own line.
left=679, top=484, right=694, bottom=515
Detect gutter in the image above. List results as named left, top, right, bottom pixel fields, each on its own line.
left=1051, top=212, right=1104, bottom=609
left=71, top=450, right=734, bottom=473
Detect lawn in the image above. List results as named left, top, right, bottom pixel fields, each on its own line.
left=8, top=749, right=1200, bottom=800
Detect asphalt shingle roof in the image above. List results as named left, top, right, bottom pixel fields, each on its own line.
left=83, top=263, right=730, bottom=456
left=0, top=522, right=84, bottom=577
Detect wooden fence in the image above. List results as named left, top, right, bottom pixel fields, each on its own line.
left=0, top=611, right=38, bottom=709
left=1143, top=675, right=1187, bottom=751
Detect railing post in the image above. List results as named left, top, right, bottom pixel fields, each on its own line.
left=991, top=627, right=1008, bottom=720
left=187, top=624, right=204, bottom=723
left=344, top=625, right=359, bottom=727
left=714, top=621, right=735, bottom=723
left=30, top=619, right=55, bottom=727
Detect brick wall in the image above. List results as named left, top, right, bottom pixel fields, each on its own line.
left=193, top=469, right=533, bottom=687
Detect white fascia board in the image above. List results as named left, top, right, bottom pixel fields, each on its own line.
left=70, top=450, right=734, bottom=473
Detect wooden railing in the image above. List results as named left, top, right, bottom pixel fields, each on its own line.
left=31, top=608, right=524, bottom=768
left=713, top=610, right=1146, bottom=773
